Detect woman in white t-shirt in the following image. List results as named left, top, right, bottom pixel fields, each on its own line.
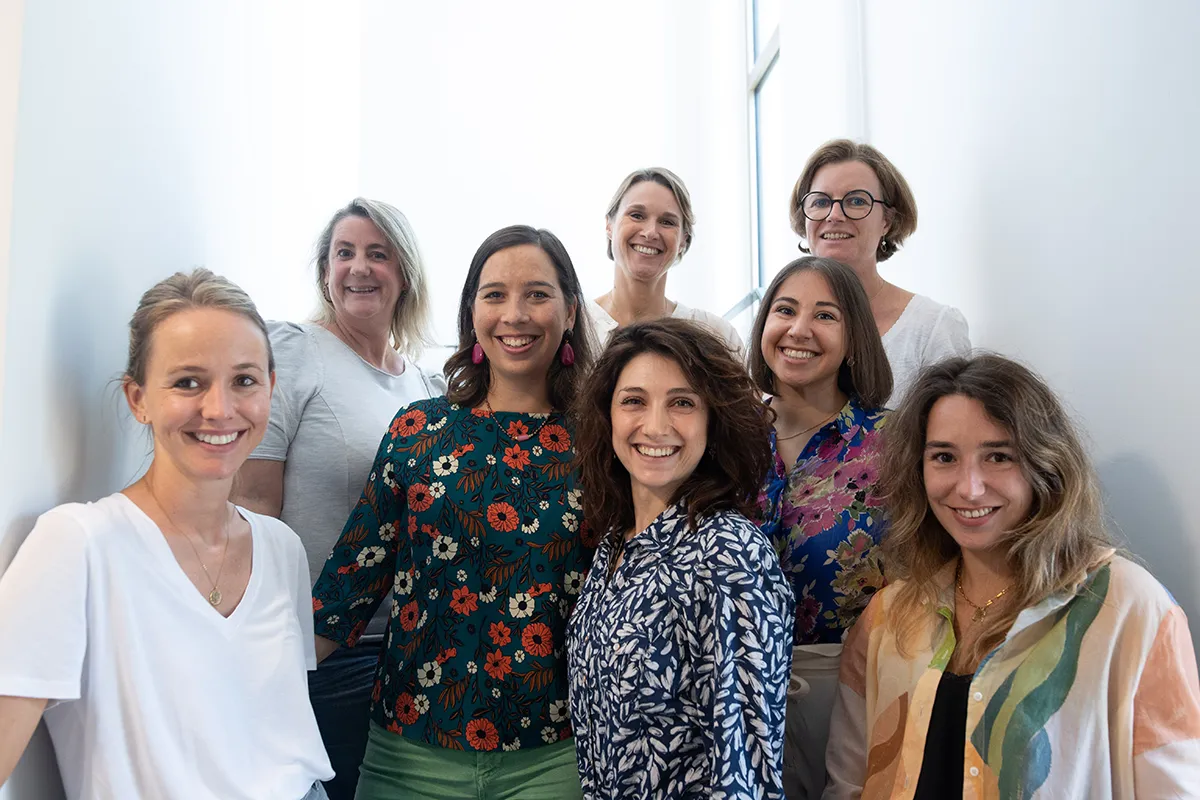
left=233, top=198, right=443, bottom=800
left=588, top=167, right=744, bottom=355
left=791, top=140, right=971, bottom=405
left=0, top=269, right=332, bottom=799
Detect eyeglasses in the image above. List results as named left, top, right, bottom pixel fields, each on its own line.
left=800, top=190, right=890, bottom=221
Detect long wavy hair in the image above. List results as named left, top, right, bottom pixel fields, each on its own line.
left=881, top=354, right=1114, bottom=663
left=574, top=318, right=773, bottom=540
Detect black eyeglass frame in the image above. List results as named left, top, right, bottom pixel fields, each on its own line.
left=799, top=190, right=892, bottom=222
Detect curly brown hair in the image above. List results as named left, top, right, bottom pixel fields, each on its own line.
left=574, top=318, right=773, bottom=541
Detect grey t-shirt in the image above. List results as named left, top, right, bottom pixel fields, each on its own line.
left=251, top=321, right=447, bottom=637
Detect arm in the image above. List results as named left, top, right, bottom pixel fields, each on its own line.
left=232, top=458, right=285, bottom=517
left=315, top=636, right=341, bottom=664
left=822, top=599, right=877, bottom=800
left=1131, top=605, right=1200, bottom=797
left=0, top=696, right=47, bottom=787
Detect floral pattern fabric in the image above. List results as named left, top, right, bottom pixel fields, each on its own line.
left=567, top=505, right=795, bottom=799
left=758, top=397, right=889, bottom=644
left=312, top=397, right=597, bottom=753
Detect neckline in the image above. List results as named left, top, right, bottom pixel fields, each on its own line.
left=880, top=294, right=922, bottom=342
left=309, top=322, right=410, bottom=379
left=115, top=493, right=260, bottom=627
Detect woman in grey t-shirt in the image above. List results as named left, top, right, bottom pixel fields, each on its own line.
left=234, top=198, right=444, bottom=800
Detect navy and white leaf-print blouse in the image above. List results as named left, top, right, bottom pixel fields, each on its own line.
left=567, top=504, right=795, bottom=799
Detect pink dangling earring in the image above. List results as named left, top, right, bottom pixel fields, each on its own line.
left=559, top=330, right=575, bottom=367
left=471, top=341, right=485, bottom=365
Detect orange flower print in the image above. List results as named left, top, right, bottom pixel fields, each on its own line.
left=521, top=622, right=554, bottom=657
left=435, top=647, right=458, bottom=665
left=502, top=444, right=530, bottom=471
left=465, top=718, right=499, bottom=751
left=484, top=649, right=512, bottom=680
left=450, top=586, right=478, bottom=615
left=507, top=420, right=529, bottom=439
left=393, top=408, right=427, bottom=438
left=529, top=582, right=553, bottom=597
left=399, top=600, right=420, bottom=632
left=471, top=406, right=492, bottom=418
left=395, top=692, right=419, bottom=725
left=539, top=424, right=570, bottom=452
left=408, top=484, right=434, bottom=512
left=487, top=502, right=519, bottom=532
left=489, top=621, right=512, bottom=646
left=312, top=597, right=324, bottom=612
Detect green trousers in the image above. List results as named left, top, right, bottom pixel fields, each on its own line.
left=354, top=722, right=583, bottom=800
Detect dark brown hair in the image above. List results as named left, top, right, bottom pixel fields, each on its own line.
left=881, top=354, right=1113, bottom=663
left=748, top=256, right=892, bottom=409
left=444, top=225, right=597, bottom=411
left=790, top=139, right=917, bottom=262
left=574, top=318, right=773, bottom=539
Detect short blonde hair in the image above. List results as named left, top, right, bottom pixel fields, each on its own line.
left=604, top=167, right=695, bottom=260
left=313, top=198, right=432, bottom=357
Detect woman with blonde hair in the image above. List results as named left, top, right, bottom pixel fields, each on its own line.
left=234, top=198, right=443, bottom=798
left=825, top=354, right=1200, bottom=799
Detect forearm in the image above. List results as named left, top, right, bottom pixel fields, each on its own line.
left=315, top=636, right=341, bottom=664
left=0, top=695, right=48, bottom=787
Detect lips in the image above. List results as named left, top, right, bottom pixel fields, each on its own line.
left=191, top=431, right=242, bottom=446
left=345, top=286, right=379, bottom=294
left=497, top=335, right=538, bottom=350
left=820, top=232, right=853, bottom=240
left=631, top=243, right=663, bottom=256
left=780, top=347, right=818, bottom=360
left=634, top=444, right=680, bottom=458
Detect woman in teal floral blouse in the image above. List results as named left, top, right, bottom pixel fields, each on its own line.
left=748, top=256, right=894, bottom=800
left=311, top=225, right=599, bottom=799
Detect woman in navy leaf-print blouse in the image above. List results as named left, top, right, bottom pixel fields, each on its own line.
left=311, top=226, right=599, bottom=800
left=568, top=318, right=795, bottom=800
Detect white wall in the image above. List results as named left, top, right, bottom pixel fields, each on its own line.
left=784, top=0, right=1200, bottom=655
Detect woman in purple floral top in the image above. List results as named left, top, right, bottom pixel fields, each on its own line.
left=748, top=256, right=894, bottom=800
left=311, top=226, right=599, bottom=799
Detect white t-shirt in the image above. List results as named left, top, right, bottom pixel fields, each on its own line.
left=586, top=299, right=745, bottom=356
left=0, top=493, right=333, bottom=800
left=881, top=294, right=971, bottom=407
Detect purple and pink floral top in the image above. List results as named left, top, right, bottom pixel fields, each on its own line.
left=758, top=397, right=890, bottom=645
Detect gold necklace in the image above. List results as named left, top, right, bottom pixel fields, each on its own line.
left=955, top=561, right=1011, bottom=623
left=482, top=399, right=553, bottom=443
left=147, top=484, right=232, bottom=607
left=774, top=408, right=840, bottom=442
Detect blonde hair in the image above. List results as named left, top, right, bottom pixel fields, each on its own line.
left=881, top=354, right=1114, bottom=663
left=312, top=197, right=432, bottom=357
left=604, top=167, right=695, bottom=260
left=126, top=268, right=272, bottom=386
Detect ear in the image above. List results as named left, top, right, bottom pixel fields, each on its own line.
left=268, top=370, right=277, bottom=397
left=604, top=216, right=613, bottom=242
left=565, top=299, right=578, bottom=333
left=123, top=378, right=147, bottom=425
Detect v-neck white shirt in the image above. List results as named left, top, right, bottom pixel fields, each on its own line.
left=0, top=493, right=332, bottom=800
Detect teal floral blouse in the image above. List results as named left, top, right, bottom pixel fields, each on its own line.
left=312, top=397, right=597, bottom=753
left=758, top=397, right=889, bottom=645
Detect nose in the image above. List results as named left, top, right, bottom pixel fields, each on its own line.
left=955, top=462, right=986, bottom=500
left=348, top=253, right=371, bottom=276
left=201, top=383, right=235, bottom=420
left=825, top=199, right=848, bottom=222
left=642, top=401, right=672, bottom=438
left=499, top=297, right=531, bottom=326
left=786, top=313, right=812, bottom=339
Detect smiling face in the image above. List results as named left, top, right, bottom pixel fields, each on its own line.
left=611, top=352, right=708, bottom=511
left=473, top=244, right=577, bottom=397
left=125, top=308, right=274, bottom=485
left=606, top=180, right=686, bottom=284
left=760, top=269, right=847, bottom=395
left=324, top=214, right=406, bottom=327
left=804, top=160, right=891, bottom=271
left=923, top=395, right=1034, bottom=557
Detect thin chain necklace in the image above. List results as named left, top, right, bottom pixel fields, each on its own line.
left=482, top=398, right=553, bottom=443
left=775, top=408, right=840, bottom=442
left=147, top=483, right=232, bottom=607
left=956, top=561, right=1011, bottom=623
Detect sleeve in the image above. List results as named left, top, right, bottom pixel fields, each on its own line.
left=416, top=362, right=448, bottom=397
left=287, top=526, right=319, bottom=671
left=0, top=509, right=90, bottom=701
left=822, top=594, right=880, bottom=800
left=311, top=409, right=408, bottom=647
left=696, top=525, right=795, bottom=800
left=1131, top=605, right=1200, bottom=797
left=251, top=322, right=320, bottom=462
left=922, top=305, right=971, bottom=364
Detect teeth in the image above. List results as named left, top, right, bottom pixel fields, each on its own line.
left=956, top=507, right=996, bottom=519
left=782, top=348, right=817, bottom=359
left=499, top=336, right=534, bottom=347
left=631, top=244, right=662, bottom=255
left=635, top=445, right=679, bottom=458
left=196, top=432, right=238, bottom=445
left=821, top=233, right=852, bottom=239
left=346, top=286, right=378, bottom=293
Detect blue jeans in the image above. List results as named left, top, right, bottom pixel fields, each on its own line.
left=308, top=642, right=382, bottom=800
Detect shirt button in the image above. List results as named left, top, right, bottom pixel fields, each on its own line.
left=969, top=766, right=980, bottom=777
left=973, top=692, right=983, bottom=702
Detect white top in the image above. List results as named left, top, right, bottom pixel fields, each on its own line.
left=0, top=493, right=333, bottom=800
left=881, top=294, right=971, bottom=407
left=251, top=322, right=445, bottom=637
left=586, top=299, right=745, bottom=356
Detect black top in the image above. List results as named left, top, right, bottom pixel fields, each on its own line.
left=913, top=671, right=974, bottom=800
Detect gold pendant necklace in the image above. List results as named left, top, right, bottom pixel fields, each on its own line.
left=956, top=561, right=1011, bottom=623
left=147, top=482, right=232, bottom=607
left=774, top=408, right=840, bottom=442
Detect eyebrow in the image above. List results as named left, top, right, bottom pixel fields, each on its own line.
left=924, top=439, right=1014, bottom=449
left=166, top=362, right=264, bottom=374
left=772, top=295, right=843, bottom=311
left=477, top=280, right=558, bottom=291
left=334, top=239, right=389, bottom=250
left=617, top=386, right=698, bottom=395
left=626, top=203, right=679, bottom=221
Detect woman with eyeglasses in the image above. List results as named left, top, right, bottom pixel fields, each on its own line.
left=791, top=140, right=970, bottom=405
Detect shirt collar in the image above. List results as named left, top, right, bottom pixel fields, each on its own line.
left=624, top=503, right=689, bottom=556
